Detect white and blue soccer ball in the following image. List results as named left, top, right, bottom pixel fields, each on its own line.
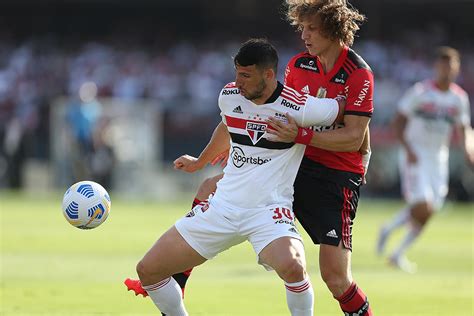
left=62, top=181, right=111, bottom=229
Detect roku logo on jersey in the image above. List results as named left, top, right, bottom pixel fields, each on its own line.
left=231, top=146, right=271, bottom=168
left=354, top=80, right=371, bottom=106
left=281, top=99, right=300, bottom=111
left=222, top=89, right=240, bottom=95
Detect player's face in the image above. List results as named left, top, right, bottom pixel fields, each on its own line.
left=234, top=64, right=267, bottom=101
left=434, top=57, right=460, bottom=83
left=299, top=15, right=334, bottom=56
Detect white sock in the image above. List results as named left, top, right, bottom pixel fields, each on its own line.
left=391, top=224, right=422, bottom=259
left=285, top=278, right=314, bottom=316
left=142, top=277, right=188, bottom=316
left=383, top=206, right=411, bottom=233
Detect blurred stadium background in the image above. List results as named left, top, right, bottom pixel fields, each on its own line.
left=0, top=0, right=473, bottom=200
left=0, top=1, right=473, bottom=315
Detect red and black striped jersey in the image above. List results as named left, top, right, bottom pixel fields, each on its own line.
left=285, top=46, right=374, bottom=174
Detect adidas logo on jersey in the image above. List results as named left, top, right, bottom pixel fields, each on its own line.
left=233, top=106, right=243, bottom=114
left=301, top=85, right=310, bottom=94
left=326, top=229, right=338, bottom=238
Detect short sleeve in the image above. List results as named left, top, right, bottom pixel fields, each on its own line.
left=344, top=69, right=374, bottom=118
left=398, top=83, right=421, bottom=116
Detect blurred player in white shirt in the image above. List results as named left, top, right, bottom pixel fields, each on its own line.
left=377, top=46, right=473, bottom=272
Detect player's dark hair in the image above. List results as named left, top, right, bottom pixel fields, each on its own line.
left=234, top=38, right=279, bottom=73
left=286, top=0, right=365, bottom=47
left=435, top=46, right=460, bottom=62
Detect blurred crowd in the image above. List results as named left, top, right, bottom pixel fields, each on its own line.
left=0, top=32, right=473, bottom=192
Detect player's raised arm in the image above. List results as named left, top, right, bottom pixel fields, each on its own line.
left=267, top=68, right=372, bottom=152
left=174, top=122, right=230, bottom=172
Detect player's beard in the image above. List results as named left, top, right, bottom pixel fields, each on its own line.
left=244, top=79, right=266, bottom=101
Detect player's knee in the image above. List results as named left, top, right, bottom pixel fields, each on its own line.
left=411, top=202, right=434, bottom=226
left=136, top=259, right=162, bottom=282
left=320, top=270, right=351, bottom=296
left=277, top=257, right=306, bottom=283
left=136, top=260, right=148, bottom=280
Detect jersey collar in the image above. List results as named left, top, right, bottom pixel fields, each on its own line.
left=264, top=81, right=284, bottom=104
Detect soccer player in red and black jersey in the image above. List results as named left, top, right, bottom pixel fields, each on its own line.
left=265, top=1, right=374, bottom=315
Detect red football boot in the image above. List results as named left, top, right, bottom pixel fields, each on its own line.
left=124, top=278, right=148, bottom=297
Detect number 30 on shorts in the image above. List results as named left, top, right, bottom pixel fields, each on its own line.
left=272, top=207, right=294, bottom=221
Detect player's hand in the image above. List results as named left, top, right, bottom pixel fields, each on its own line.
left=211, top=150, right=229, bottom=168
left=334, top=95, right=347, bottom=124
left=173, top=155, right=204, bottom=173
left=406, top=149, right=418, bottom=164
left=266, top=113, right=298, bottom=143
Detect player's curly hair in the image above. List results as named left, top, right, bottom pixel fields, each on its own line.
left=285, top=0, right=366, bottom=47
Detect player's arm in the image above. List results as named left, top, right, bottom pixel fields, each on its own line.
left=265, top=95, right=344, bottom=143
left=267, top=69, right=373, bottom=152
left=306, top=114, right=370, bottom=152
left=457, top=124, right=474, bottom=167
left=392, top=111, right=417, bottom=164
left=174, top=122, right=231, bottom=173
left=302, top=68, right=373, bottom=152
left=359, top=128, right=370, bottom=155
left=359, top=128, right=371, bottom=184
left=266, top=103, right=367, bottom=151
left=455, top=92, right=473, bottom=167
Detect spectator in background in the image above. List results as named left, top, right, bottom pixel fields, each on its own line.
left=65, top=81, right=103, bottom=182
left=377, top=46, right=473, bottom=273
left=89, top=116, right=115, bottom=189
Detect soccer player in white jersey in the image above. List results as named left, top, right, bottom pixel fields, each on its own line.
left=377, top=46, right=473, bottom=272
left=131, top=39, right=345, bottom=316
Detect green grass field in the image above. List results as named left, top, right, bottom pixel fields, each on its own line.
left=1, top=192, right=473, bottom=315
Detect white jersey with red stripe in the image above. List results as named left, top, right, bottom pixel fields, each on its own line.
left=212, top=81, right=338, bottom=209
left=399, top=80, right=471, bottom=160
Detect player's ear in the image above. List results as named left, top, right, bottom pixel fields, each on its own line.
left=264, top=68, right=275, bottom=80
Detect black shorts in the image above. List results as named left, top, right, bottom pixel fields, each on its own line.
left=293, top=157, right=362, bottom=250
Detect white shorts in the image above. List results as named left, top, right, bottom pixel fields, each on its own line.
left=399, top=150, right=448, bottom=210
left=175, top=197, right=302, bottom=268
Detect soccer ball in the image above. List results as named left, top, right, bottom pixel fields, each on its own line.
left=62, top=181, right=111, bottom=229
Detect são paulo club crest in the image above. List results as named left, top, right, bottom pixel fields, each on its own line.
left=246, top=122, right=267, bottom=145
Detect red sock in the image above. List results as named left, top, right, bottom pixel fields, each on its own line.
left=336, top=282, right=373, bottom=315
left=192, top=198, right=203, bottom=209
